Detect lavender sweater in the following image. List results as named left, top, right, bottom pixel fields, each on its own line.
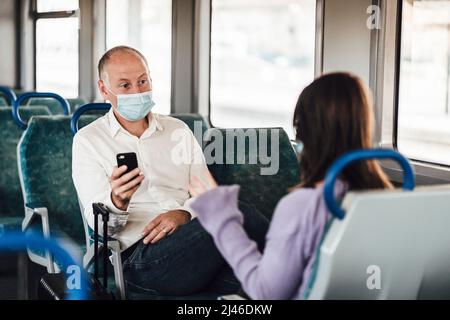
left=189, top=183, right=345, bottom=300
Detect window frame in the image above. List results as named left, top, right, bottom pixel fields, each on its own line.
left=376, top=0, right=450, bottom=184
left=394, top=0, right=450, bottom=168
left=31, top=0, right=80, bottom=94
left=105, top=0, right=174, bottom=115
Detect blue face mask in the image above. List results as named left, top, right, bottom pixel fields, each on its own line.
left=294, top=140, right=304, bottom=155
left=109, top=89, right=156, bottom=122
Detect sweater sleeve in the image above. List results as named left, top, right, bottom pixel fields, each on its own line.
left=189, top=186, right=312, bottom=300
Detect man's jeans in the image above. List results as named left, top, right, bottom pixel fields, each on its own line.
left=122, top=202, right=269, bottom=298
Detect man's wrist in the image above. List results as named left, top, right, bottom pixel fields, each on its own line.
left=110, top=193, right=128, bottom=211
left=178, top=210, right=192, bottom=222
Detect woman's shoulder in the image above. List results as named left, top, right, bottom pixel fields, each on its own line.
left=271, top=187, right=324, bottom=228
left=278, top=187, right=323, bottom=210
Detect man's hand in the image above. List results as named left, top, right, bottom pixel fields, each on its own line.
left=110, top=166, right=145, bottom=211
left=141, top=210, right=191, bottom=244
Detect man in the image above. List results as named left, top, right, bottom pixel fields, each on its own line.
left=72, top=46, right=268, bottom=298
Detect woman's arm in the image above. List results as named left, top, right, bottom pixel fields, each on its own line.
left=189, top=185, right=313, bottom=300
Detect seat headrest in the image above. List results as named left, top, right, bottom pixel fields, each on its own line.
left=206, top=127, right=300, bottom=218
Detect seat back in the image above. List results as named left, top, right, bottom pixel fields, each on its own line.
left=0, top=107, right=51, bottom=216
left=28, top=98, right=68, bottom=115
left=171, top=114, right=210, bottom=146
left=206, top=128, right=300, bottom=219
left=309, top=186, right=450, bottom=300
left=16, top=92, right=71, bottom=117
left=70, top=103, right=112, bottom=136
left=68, top=98, right=87, bottom=111
left=10, top=91, right=83, bottom=113
left=17, top=116, right=98, bottom=245
left=308, top=149, right=450, bottom=299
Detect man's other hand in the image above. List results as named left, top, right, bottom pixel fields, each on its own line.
left=110, top=166, right=145, bottom=211
left=141, top=210, right=191, bottom=244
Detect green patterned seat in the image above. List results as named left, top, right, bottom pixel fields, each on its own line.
left=206, top=128, right=300, bottom=219
left=17, top=116, right=100, bottom=250
left=0, top=98, right=7, bottom=107
left=171, top=113, right=210, bottom=145
left=14, top=92, right=83, bottom=114
left=0, top=107, right=51, bottom=233
left=17, top=115, right=111, bottom=271
left=27, top=98, right=69, bottom=115
left=68, top=98, right=87, bottom=111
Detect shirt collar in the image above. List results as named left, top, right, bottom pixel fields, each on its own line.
left=107, top=109, right=164, bottom=138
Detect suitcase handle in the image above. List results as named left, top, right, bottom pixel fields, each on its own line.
left=93, top=203, right=110, bottom=290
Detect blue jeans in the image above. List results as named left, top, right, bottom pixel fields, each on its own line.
left=122, top=202, right=269, bottom=299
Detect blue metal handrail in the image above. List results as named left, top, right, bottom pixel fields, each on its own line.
left=324, top=149, right=415, bottom=220
left=71, top=103, right=111, bottom=136
left=13, top=92, right=70, bottom=130
left=0, top=86, right=17, bottom=106
left=0, top=232, right=89, bottom=300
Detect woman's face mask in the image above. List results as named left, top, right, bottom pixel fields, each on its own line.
left=108, top=88, right=156, bottom=122
left=294, top=140, right=304, bottom=155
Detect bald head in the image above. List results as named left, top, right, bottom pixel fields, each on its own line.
left=97, top=46, right=153, bottom=114
left=98, top=46, right=149, bottom=81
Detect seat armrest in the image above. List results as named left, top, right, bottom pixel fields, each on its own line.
left=22, top=204, right=55, bottom=273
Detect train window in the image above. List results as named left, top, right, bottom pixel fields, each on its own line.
left=210, top=0, right=316, bottom=137
left=397, top=0, right=450, bottom=165
left=106, top=0, right=172, bottom=115
left=35, top=0, right=79, bottom=98
left=37, top=0, right=79, bottom=12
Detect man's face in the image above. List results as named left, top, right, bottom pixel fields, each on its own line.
left=98, top=51, right=152, bottom=109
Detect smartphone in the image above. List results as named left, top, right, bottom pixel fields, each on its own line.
left=117, top=152, right=139, bottom=175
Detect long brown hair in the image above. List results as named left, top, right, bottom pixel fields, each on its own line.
left=293, top=72, right=392, bottom=190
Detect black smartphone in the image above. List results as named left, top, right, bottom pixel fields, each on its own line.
left=117, top=152, right=139, bottom=175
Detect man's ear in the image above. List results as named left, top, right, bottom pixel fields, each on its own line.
left=98, top=80, right=108, bottom=100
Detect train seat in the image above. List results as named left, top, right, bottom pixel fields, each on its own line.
left=17, top=116, right=97, bottom=271
left=307, top=185, right=450, bottom=300
left=0, top=107, right=51, bottom=235
left=68, top=98, right=87, bottom=111
left=306, top=150, right=450, bottom=300
left=9, top=90, right=84, bottom=114
left=27, top=99, right=63, bottom=115
left=170, top=113, right=211, bottom=146
left=206, top=128, right=300, bottom=219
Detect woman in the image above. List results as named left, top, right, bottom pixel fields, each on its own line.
left=188, top=72, right=393, bottom=300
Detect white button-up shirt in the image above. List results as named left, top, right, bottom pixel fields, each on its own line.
left=72, top=110, right=207, bottom=250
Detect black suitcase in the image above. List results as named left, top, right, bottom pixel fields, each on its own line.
left=38, top=203, right=115, bottom=300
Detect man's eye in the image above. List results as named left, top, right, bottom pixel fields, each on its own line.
left=121, top=83, right=130, bottom=89
left=139, top=80, right=147, bottom=86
